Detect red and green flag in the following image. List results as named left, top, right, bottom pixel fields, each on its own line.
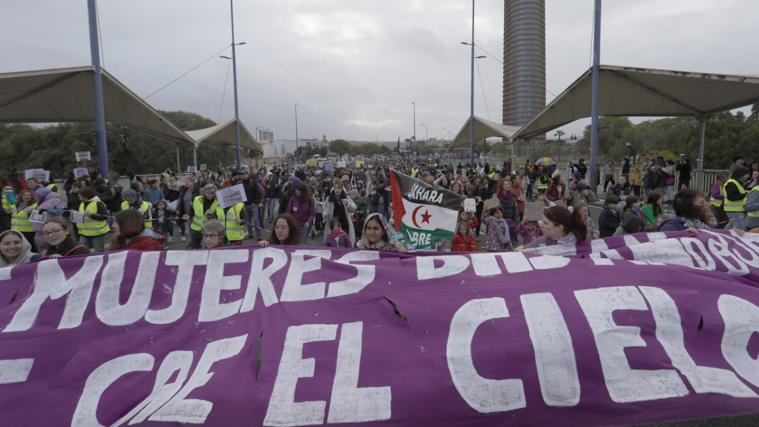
left=389, top=170, right=465, bottom=250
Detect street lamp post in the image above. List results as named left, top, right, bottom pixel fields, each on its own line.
left=421, top=123, right=429, bottom=142
left=229, top=0, right=243, bottom=170
left=295, top=103, right=300, bottom=155
left=411, top=102, right=416, bottom=155
left=469, top=0, right=475, bottom=164
left=86, top=0, right=109, bottom=176
left=589, top=0, right=603, bottom=190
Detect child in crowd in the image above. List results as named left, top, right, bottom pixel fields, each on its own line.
left=483, top=207, right=512, bottom=252
left=516, top=219, right=542, bottom=246
left=598, top=195, right=621, bottom=238
left=325, top=217, right=352, bottom=248
left=452, top=216, right=478, bottom=252
left=152, top=200, right=176, bottom=245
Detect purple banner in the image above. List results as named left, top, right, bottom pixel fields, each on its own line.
left=1, top=231, right=758, bottom=426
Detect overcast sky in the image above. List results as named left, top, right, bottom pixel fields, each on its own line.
left=2, top=0, right=759, bottom=142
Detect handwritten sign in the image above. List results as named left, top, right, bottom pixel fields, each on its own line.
left=69, top=210, right=85, bottom=224
left=217, top=183, right=247, bottom=209
left=200, top=163, right=207, bottom=171
left=29, top=210, right=47, bottom=224
left=73, top=168, right=89, bottom=179
left=463, top=198, right=476, bottom=213
left=75, top=151, right=91, bottom=162
left=24, top=169, right=50, bottom=182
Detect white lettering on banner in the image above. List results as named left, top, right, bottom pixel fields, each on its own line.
left=719, top=295, right=759, bottom=388
left=574, top=286, right=690, bottom=403
left=406, top=184, right=444, bottom=204
left=72, top=354, right=155, bottom=427
left=639, top=286, right=757, bottom=398
left=3, top=256, right=104, bottom=332
left=112, top=351, right=193, bottom=426
left=150, top=335, right=247, bottom=423
left=630, top=239, right=695, bottom=268
left=707, top=235, right=750, bottom=276
left=199, top=250, right=249, bottom=322
left=417, top=255, right=469, bottom=281
left=265, top=324, right=338, bottom=426
left=280, top=250, right=332, bottom=302
left=145, top=251, right=208, bottom=325
left=447, top=298, right=526, bottom=413
left=265, top=322, right=392, bottom=426
left=327, top=322, right=392, bottom=423
left=520, top=293, right=580, bottom=407
left=680, top=238, right=717, bottom=271
left=713, top=231, right=759, bottom=267
left=240, top=247, right=287, bottom=312
left=75, top=335, right=246, bottom=426
left=470, top=252, right=533, bottom=276
left=96, top=252, right=160, bottom=326
left=0, top=359, right=33, bottom=385
left=528, top=255, right=570, bottom=270
left=327, top=251, right=381, bottom=298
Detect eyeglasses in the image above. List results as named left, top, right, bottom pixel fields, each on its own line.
left=43, top=228, right=65, bottom=236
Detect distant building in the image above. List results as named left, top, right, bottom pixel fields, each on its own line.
left=503, top=0, right=546, bottom=141
left=259, top=129, right=274, bottom=143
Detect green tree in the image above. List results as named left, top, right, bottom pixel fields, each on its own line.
left=329, top=139, right=352, bottom=156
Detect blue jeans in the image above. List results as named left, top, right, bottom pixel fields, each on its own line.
left=302, top=226, right=310, bottom=242
left=266, top=198, right=278, bottom=221
left=246, top=204, right=262, bottom=240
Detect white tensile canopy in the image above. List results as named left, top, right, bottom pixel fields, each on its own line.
left=512, top=64, right=759, bottom=140
left=186, top=119, right=262, bottom=154
left=449, top=115, right=521, bottom=149
left=0, top=66, right=193, bottom=144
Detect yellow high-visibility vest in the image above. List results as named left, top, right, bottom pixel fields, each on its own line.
left=11, top=203, right=37, bottom=233
left=221, top=203, right=246, bottom=242
left=191, top=196, right=221, bottom=232
left=722, top=179, right=746, bottom=213
left=121, top=200, right=153, bottom=229
left=77, top=197, right=110, bottom=237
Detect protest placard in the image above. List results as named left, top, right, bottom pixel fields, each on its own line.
left=24, top=169, right=50, bottom=182
left=336, top=160, right=347, bottom=168
left=200, top=163, right=207, bottom=171
left=29, top=210, right=47, bottom=224
left=216, top=183, right=247, bottom=209
left=73, top=168, right=89, bottom=179
left=69, top=210, right=85, bottom=224
left=463, top=198, right=476, bottom=213
left=186, top=166, right=197, bottom=173
left=75, top=151, right=91, bottom=162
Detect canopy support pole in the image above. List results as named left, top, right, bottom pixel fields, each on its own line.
left=588, top=0, right=602, bottom=191
left=230, top=0, right=242, bottom=170
left=468, top=0, right=476, bottom=164
left=193, top=144, right=198, bottom=171
left=175, top=144, right=181, bottom=173
left=697, top=115, right=707, bottom=188
left=87, top=0, right=109, bottom=177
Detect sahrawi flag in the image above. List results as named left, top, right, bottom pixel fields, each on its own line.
left=389, top=170, right=464, bottom=249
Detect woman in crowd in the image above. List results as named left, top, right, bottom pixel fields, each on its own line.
left=545, top=170, right=566, bottom=203
left=325, top=217, right=352, bottom=248
left=354, top=213, right=406, bottom=252
left=38, top=217, right=89, bottom=258
left=522, top=205, right=588, bottom=249
left=0, top=230, right=36, bottom=267
left=201, top=220, right=226, bottom=250
left=659, top=189, right=714, bottom=231
left=287, top=183, right=315, bottom=241
left=109, top=209, right=164, bottom=251
left=641, top=192, right=663, bottom=230
left=451, top=215, right=478, bottom=252
left=483, top=207, right=512, bottom=252
left=497, top=179, right=519, bottom=222
left=260, top=213, right=302, bottom=247
left=326, top=178, right=356, bottom=243
left=11, top=189, right=38, bottom=252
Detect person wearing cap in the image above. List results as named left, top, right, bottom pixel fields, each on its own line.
left=120, top=189, right=153, bottom=231
left=184, top=184, right=222, bottom=249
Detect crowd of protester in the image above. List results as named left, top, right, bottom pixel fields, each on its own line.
left=0, top=152, right=757, bottom=268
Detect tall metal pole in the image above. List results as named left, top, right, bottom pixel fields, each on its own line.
left=175, top=144, right=181, bottom=173
left=230, top=0, right=242, bottom=169
left=697, top=115, right=707, bottom=188
left=412, top=102, right=416, bottom=155
left=294, top=103, right=299, bottom=154
left=469, top=0, right=476, bottom=165
left=588, top=0, right=602, bottom=190
left=87, top=0, right=109, bottom=177
left=193, top=144, right=198, bottom=171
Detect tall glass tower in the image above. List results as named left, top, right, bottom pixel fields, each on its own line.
left=503, top=0, right=546, bottom=137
